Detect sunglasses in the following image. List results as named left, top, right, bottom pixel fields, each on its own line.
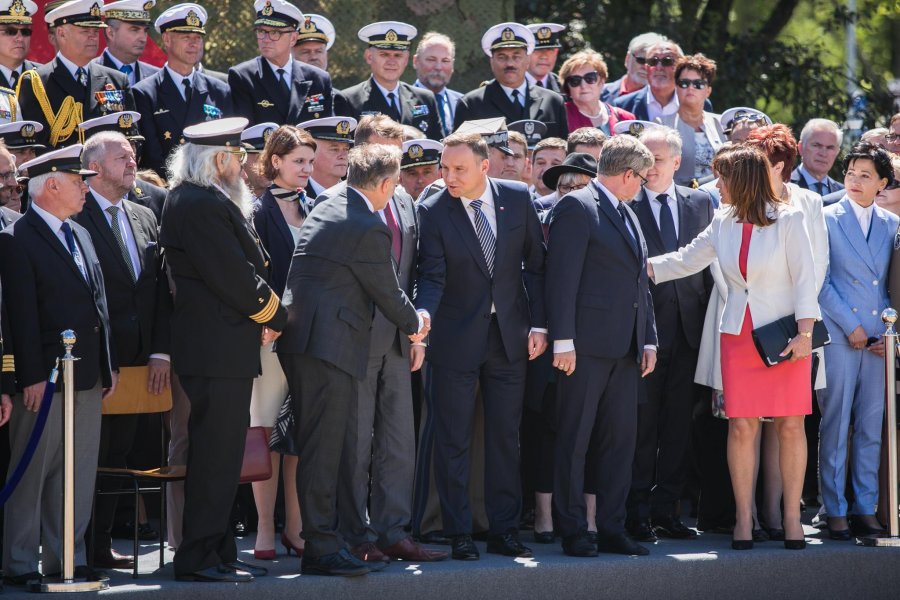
left=1, top=27, right=31, bottom=37
left=886, top=179, right=900, bottom=191
left=677, top=78, right=708, bottom=90
left=646, top=56, right=676, bottom=68
left=885, top=133, right=900, bottom=143
left=565, top=71, right=599, bottom=88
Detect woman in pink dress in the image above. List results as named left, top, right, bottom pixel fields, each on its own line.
left=648, top=146, right=820, bottom=550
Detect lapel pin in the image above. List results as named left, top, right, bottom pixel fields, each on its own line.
left=499, top=206, right=505, bottom=211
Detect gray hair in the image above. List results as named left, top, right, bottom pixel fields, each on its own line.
left=639, top=126, right=683, bottom=158
left=799, top=118, right=843, bottom=146
left=82, top=131, right=131, bottom=168
left=557, top=172, right=592, bottom=189
left=860, top=127, right=888, bottom=143
left=167, top=143, right=254, bottom=217
left=597, top=135, right=654, bottom=177
left=415, top=31, right=455, bottom=58
left=647, top=39, right=684, bottom=58
left=628, top=32, right=667, bottom=56
left=28, top=172, right=63, bottom=199
left=346, top=144, right=402, bottom=190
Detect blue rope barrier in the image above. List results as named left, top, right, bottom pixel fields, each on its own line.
left=0, top=361, right=59, bottom=506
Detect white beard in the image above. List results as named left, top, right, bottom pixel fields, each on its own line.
left=220, top=176, right=254, bottom=219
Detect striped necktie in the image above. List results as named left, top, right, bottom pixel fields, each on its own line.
left=468, top=199, right=495, bottom=276
left=106, top=205, right=137, bottom=282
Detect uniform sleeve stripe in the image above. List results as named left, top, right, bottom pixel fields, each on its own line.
left=249, top=291, right=279, bottom=324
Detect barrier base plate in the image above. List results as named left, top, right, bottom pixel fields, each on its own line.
left=856, top=534, right=900, bottom=547
left=28, top=576, right=109, bottom=593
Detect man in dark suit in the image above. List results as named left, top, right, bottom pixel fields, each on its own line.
left=0, top=144, right=117, bottom=585
left=0, top=0, right=40, bottom=90
left=453, top=23, right=567, bottom=139
left=341, top=22, right=441, bottom=141
left=160, top=117, right=286, bottom=583
left=17, top=1, right=134, bottom=149
left=93, top=0, right=160, bottom=86
left=413, top=32, right=463, bottom=139
left=626, top=128, right=714, bottom=542
left=133, top=4, right=232, bottom=175
left=299, top=115, right=356, bottom=201
left=546, top=134, right=657, bottom=558
left=292, top=13, right=333, bottom=70
left=74, top=129, right=172, bottom=569
left=415, top=132, right=546, bottom=561
left=601, top=32, right=665, bottom=103
left=277, top=144, right=425, bottom=576
left=525, top=23, right=564, bottom=93
left=791, top=118, right=845, bottom=196
left=229, top=0, right=335, bottom=127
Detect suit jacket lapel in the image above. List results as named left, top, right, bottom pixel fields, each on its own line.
left=287, top=66, right=312, bottom=124
left=262, top=191, right=295, bottom=255
left=187, top=72, right=209, bottom=121
left=256, top=57, right=285, bottom=118
left=447, top=195, right=491, bottom=280
left=836, top=198, right=877, bottom=272
left=84, top=195, right=133, bottom=279
left=632, top=190, right=664, bottom=253
left=364, top=77, right=391, bottom=115
left=489, top=179, right=506, bottom=269
left=675, top=188, right=695, bottom=247
left=867, top=207, right=889, bottom=269
left=526, top=84, right=544, bottom=120
left=486, top=81, right=517, bottom=117
left=593, top=183, right=639, bottom=260
left=122, top=201, right=149, bottom=274
left=26, top=210, right=91, bottom=291
left=398, top=83, right=416, bottom=123
left=51, top=58, right=86, bottom=105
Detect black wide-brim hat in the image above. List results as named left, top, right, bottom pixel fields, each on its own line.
left=542, top=152, right=597, bottom=191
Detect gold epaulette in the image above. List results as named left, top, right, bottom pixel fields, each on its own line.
left=249, top=290, right=280, bottom=324
left=16, top=69, right=82, bottom=147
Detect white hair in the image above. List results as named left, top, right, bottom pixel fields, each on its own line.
left=167, top=143, right=253, bottom=218
left=640, top=126, right=683, bottom=158
left=27, top=172, right=64, bottom=199
left=799, top=118, right=843, bottom=146
left=628, top=32, right=668, bottom=56
left=415, top=31, right=455, bottom=58
left=82, top=130, right=131, bottom=168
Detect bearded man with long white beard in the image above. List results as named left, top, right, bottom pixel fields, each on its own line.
left=159, top=117, right=287, bottom=583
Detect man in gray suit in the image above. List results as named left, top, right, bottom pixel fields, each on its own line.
left=316, top=116, right=447, bottom=565
left=413, top=32, right=463, bottom=139
left=277, top=144, right=427, bottom=577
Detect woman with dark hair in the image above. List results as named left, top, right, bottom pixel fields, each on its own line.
left=743, top=124, right=828, bottom=540
left=658, top=54, right=725, bottom=186
left=818, top=142, right=898, bottom=540
left=648, top=145, right=819, bottom=550
left=558, top=50, right=635, bottom=135
left=249, top=125, right=317, bottom=559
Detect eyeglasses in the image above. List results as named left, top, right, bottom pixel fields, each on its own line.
left=885, top=133, right=900, bottom=143
left=564, top=71, right=600, bottom=88
left=646, top=56, right=676, bottom=68
left=633, top=56, right=649, bottom=65
left=557, top=182, right=588, bottom=195
left=631, top=169, right=648, bottom=186
left=676, top=78, right=708, bottom=90
left=255, top=28, right=295, bottom=41
left=0, top=27, right=31, bottom=37
left=224, top=148, right=248, bottom=165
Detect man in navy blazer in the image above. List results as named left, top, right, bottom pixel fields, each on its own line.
left=626, top=128, right=714, bottom=542
left=791, top=118, right=845, bottom=196
left=94, top=1, right=161, bottom=86
left=601, top=32, right=666, bottom=103
left=415, top=132, right=546, bottom=561
left=413, top=32, right=463, bottom=138
left=546, top=134, right=657, bottom=558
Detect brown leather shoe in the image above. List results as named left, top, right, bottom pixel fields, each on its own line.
left=382, top=536, right=448, bottom=562
left=92, top=548, right=135, bottom=569
left=350, top=542, right=390, bottom=564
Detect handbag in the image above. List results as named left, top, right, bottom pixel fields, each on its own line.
left=239, top=426, right=273, bottom=483
left=268, top=394, right=299, bottom=456
left=751, top=314, right=830, bottom=367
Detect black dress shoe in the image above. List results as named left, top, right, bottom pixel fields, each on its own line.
left=627, top=519, right=658, bottom=543
left=784, top=539, right=806, bottom=550
left=827, top=526, right=851, bottom=541
left=849, top=516, right=887, bottom=537
left=653, top=516, right=697, bottom=539
left=3, top=571, right=42, bottom=586
left=225, top=559, right=267, bottom=577
left=92, top=548, right=135, bottom=569
left=597, top=532, right=649, bottom=556
left=586, top=530, right=598, bottom=544
left=533, top=530, right=555, bottom=544
left=731, top=539, right=754, bottom=550
left=561, top=533, right=598, bottom=557
left=450, top=535, right=480, bottom=561
left=300, top=549, right=370, bottom=577
left=415, top=531, right=451, bottom=545
left=486, top=533, right=533, bottom=558
left=176, top=564, right=253, bottom=582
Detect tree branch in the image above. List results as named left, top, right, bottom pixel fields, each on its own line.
left=756, top=0, right=802, bottom=44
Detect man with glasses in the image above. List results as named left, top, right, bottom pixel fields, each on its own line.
left=887, top=112, right=900, bottom=154
left=342, top=21, right=442, bottom=141
left=454, top=22, right=568, bottom=139
left=93, top=0, right=159, bottom=86
left=614, top=40, right=711, bottom=123
left=0, top=0, right=39, bottom=90
left=17, top=0, right=135, bottom=148
left=602, top=32, right=666, bottom=102
left=133, top=3, right=232, bottom=175
left=229, top=0, right=335, bottom=127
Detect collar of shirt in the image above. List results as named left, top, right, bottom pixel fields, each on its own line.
left=524, top=71, right=548, bottom=88
left=646, top=85, right=678, bottom=112
left=372, top=77, right=400, bottom=102
left=648, top=182, right=677, bottom=204
left=348, top=186, right=376, bottom=213
left=0, top=63, right=20, bottom=84
left=413, top=79, right=444, bottom=95
left=266, top=55, right=293, bottom=82
left=461, top=178, right=494, bottom=211
left=308, top=177, right=324, bottom=197
left=57, top=52, right=89, bottom=80
left=165, top=64, right=194, bottom=99
left=849, top=197, right=874, bottom=225
left=593, top=179, right=620, bottom=210
left=90, top=187, right=127, bottom=214
left=798, top=163, right=826, bottom=186
left=103, top=50, right=125, bottom=70
left=499, top=81, right=528, bottom=103
left=30, top=201, right=68, bottom=240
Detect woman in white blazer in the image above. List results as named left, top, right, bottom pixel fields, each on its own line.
left=744, top=125, right=829, bottom=539
left=657, top=54, right=725, bottom=187
left=648, top=146, right=820, bottom=550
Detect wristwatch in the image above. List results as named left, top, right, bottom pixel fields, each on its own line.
left=797, top=331, right=812, bottom=339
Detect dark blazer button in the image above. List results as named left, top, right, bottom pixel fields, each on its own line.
left=93, top=326, right=100, bottom=333
left=633, top=302, right=639, bottom=309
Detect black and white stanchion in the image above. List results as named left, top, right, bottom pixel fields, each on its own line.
left=33, top=331, right=109, bottom=592
left=858, top=309, right=900, bottom=547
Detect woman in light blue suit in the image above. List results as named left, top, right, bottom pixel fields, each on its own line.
left=818, top=142, right=899, bottom=541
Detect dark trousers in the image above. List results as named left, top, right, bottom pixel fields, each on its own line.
left=554, top=352, right=639, bottom=538
left=91, top=413, right=140, bottom=551
left=173, top=376, right=252, bottom=575
left=694, top=386, right=735, bottom=531
left=429, top=317, right=526, bottom=536
left=628, top=322, right=698, bottom=521
left=281, top=353, right=356, bottom=557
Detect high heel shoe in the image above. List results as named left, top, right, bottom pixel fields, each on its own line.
left=731, top=539, right=754, bottom=550
left=253, top=548, right=276, bottom=560
left=784, top=539, right=806, bottom=550
left=281, top=532, right=304, bottom=557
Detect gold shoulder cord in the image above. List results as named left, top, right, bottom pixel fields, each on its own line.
left=16, top=69, right=83, bottom=146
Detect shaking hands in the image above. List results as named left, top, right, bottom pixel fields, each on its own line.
left=409, top=311, right=431, bottom=344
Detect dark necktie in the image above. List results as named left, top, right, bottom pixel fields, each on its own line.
left=657, top=194, right=678, bottom=252
left=435, top=92, right=450, bottom=137
left=511, top=89, right=525, bottom=118
left=277, top=68, right=290, bottom=93
left=106, top=205, right=137, bottom=282
left=182, top=77, right=193, bottom=104
left=536, top=79, right=544, bottom=88
left=815, top=180, right=827, bottom=196
left=387, top=92, right=400, bottom=121
left=617, top=201, right=639, bottom=257
left=75, top=67, right=87, bottom=87
left=383, top=203, right=402, bottom=264
left=469, top=199, right=496, bottom=276
left=60, top=222, right=88, bottom=281
left=9, top=69, right=18, bottom=89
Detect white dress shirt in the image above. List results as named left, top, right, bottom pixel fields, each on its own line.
left=849, top=198, right=875, bottom=238
left=90, top=188, right=142, bottom=279
left=164, top=64, right=195, bottom=101
left=266, top=55, right=294, bottom=86
left=525, top=71, right=550, bottom=88
left=798, top=164, right=831, bottom=193
left=647, top=182, right=680, bottom=238
left=0, top=64, right=22, bottom=86
left=103, top=50, right=137, bottom=86
left=56, top=52, right=89, bottom=81
left=31, top=201, right=77, bottom=255
left=646, top=87, right=679, bottom=123
left=307, top=177, right=326, bottom=198
left=372, top=78, right=401, bottom=107
left=499, top=81, right=528, bottom=107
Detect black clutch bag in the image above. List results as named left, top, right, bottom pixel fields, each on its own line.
left=751, top=315, right=830, bottom=367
